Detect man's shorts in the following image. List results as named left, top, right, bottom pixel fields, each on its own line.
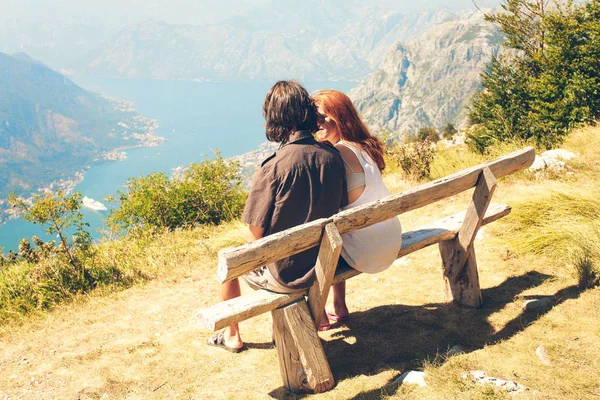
left=242, top=266, right=307, bottom=294
left=242, top=257, right=353, bottom=294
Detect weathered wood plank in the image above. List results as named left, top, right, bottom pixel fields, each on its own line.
left=196, top=289, right=305, bottom=332
left=307, top=223, right=343, bottom=328
left=332, top=202, right=511, bottom=285
left=445, top=167, right=497, bottom=281
left=217, top=147, right=534, bottom=283
left=198, top=203, right=511, bottom=332
left=272, top=300, right=334, bottom=393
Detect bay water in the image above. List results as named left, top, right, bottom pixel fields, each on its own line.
left=0, top=78, right=355, bottom=251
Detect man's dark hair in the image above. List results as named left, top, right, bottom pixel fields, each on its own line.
left=262, top=80, right=319, bottom=143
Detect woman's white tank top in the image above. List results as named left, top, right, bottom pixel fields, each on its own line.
left=338, top=141, right=403, bottom=273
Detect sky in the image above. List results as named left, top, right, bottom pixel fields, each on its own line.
left=2, top=0, right=502, bottom=25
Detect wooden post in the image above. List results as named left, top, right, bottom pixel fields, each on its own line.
left=440, top=243, right=482, bottom=307
left=272, top=300, right=335, bottom=393
left=307, top=223, right=343, bottom=328
left=440, top=167, right=497, bottom=307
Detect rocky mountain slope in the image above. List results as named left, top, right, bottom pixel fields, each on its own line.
left=79, top=6, right=458, bottom=82
left=349, top=11, right=503, bottom=139
left=0, top=53, right=159, bottom=212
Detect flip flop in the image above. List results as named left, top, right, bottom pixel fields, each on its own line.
left=207, top=331, right=246, bottom=353
left=326, top=311, right=349, bottom=323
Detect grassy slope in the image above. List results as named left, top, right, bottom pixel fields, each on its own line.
left=0, top=127, right=599, bottom=399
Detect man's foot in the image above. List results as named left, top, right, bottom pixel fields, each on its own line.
left=207, top=330, right=246, bottom=353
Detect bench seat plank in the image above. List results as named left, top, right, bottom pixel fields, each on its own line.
left=198, top=203, right=511, bottom=332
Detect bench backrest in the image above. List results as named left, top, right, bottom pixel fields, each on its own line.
left=217, top=147, right=535, bottom=283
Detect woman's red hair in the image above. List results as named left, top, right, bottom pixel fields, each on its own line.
left=313, top=90, right=386, bottom=171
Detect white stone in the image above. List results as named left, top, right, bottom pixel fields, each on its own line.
left=542, top=149, right=577, bottom=161
left=393, top=370, right=428, bottom=387
left=475, top=227, right=486, bottom=242
left=462, top=370, right=527, bottom=393
left=522, top=297, right=553, bottom=311
left=529, top=155, right=548, bottom=171
left=393, top=257, right=411, bottom=266
left=535, top=345, right=552, bottom=366
left=529, top=150, right=574, bottom=173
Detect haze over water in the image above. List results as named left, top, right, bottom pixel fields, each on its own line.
left=0, top=78, right=356, bottom=251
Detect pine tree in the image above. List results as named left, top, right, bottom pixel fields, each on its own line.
left=469, top=0, right=600, bottom=151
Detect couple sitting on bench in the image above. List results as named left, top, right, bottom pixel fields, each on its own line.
left=208, top=80, right=402, bottom=352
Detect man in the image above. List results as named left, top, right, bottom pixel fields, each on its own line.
left=207, top=80, right=346, bottom=352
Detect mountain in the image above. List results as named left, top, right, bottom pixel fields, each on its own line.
left=78, top=7, right=459, bottom=82
left=0, top=53, right=159, bottom=211
left=349, top=10, right=504, bottom=138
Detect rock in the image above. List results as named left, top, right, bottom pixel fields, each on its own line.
left=475, top=228, right=487, bottom=242
left=536, top=345, right=552, bottom=366
left=542, top=149, right=577, bottom=161
left=529, top=155, right=549, bottom=171
left=522, top=297, right=553, bottom=311
left=393, top=257, right=411, bottom=266
left=462, top=370, right=528, bottom=394
left=393, top=370, right=428, bottom=387
left=447, top=345, right=467, bottom=356
left=529, top=149, right=577, bottom=174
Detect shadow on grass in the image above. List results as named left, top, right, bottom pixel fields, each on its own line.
left=268, top=270, right=585, bottom=399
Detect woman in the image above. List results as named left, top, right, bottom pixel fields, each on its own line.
left=312, top=89, right=402, bottom=328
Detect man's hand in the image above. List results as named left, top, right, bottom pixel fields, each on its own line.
left=248, top=225, right=265, bottom=242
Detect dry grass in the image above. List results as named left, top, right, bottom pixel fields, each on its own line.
left=1, top=128, right=599, bottom=399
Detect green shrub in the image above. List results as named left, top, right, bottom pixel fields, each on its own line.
left=1, top=191, right=142, bottom=323
left=388, top=137, right=437, bottom=181
left=442, top=123, right=458, bottom=140
left=106, top=153, right=245, bottom=235
left=417, top=127, right=440, bottom=143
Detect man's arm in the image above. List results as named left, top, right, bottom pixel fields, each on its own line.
left=248, top=224, right=265, bottom=242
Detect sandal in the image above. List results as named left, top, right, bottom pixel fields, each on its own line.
left=207, top=331, right=246, bottom=353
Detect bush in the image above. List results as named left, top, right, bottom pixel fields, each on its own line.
left=442, top=123, right=458, bottom=140
left=465, top=124, right=497, bottom=154
left=417, top=127, right=439, bottom=143
left=106, top=153, right=245, bottom=235
left=1, top=191, right=140, bottom=323
left=388, top=137, right=437, bottom=181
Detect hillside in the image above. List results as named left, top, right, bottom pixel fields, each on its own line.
left=0, top=53, right=161, bottom=220
left=349, top=10, right=504, bottom=139
left=0, top=126, right=598, bottom=399
left=78, top=7, right=457, bottom=82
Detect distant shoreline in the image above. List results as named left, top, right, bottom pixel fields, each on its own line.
left=0, top=117, right=164, bottom=226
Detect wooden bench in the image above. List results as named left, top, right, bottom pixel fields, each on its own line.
left=197, top=147, right=535, bottom=394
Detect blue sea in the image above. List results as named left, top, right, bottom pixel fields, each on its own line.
left=0, top=78, right=356, bottom=251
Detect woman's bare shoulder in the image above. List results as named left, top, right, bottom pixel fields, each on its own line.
left=335, top=142, right=363, bottom=173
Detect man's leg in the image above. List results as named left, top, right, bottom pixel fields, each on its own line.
left=220, top=278, right=244, bottom=350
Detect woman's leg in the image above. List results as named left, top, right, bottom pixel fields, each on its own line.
left=329, top=281, right=349, bottom=320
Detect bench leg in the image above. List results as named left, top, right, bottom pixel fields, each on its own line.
left=440, top=242, right=482, bottom=307
left=438, top=167, right=496, bottom=308
left=272, top=299, right=334, bottom=393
